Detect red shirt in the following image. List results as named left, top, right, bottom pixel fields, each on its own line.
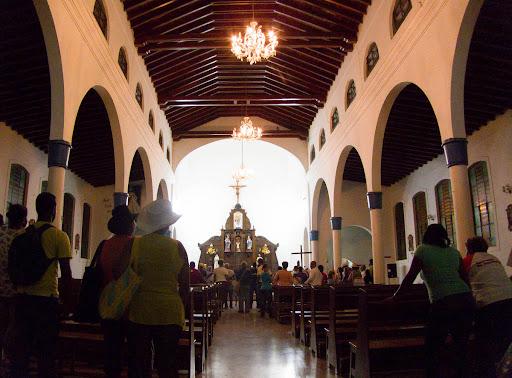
left=190, top=268, right=206, bottom=284
left=98, top=235, right=132, bottom=291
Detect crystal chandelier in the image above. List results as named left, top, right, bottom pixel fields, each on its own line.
left=231, top=21, right=278, bottom=64
left=232, top=162, right=253, bottom=182
left=232, top=116, right=262, bottom=141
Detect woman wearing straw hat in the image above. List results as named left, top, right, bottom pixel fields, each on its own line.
left=113, top=199, right=189, bottom=378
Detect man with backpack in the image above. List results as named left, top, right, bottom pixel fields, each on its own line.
left=8, top=192, right=72, bottom=377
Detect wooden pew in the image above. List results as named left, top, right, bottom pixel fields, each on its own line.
left=272, top=285, right=294, bottom=323
left=325, top=285, right=364, bottom=375
left=349, top=285, right=429, bottom=378
left=310, top=286, right=331, bottom=357
left=299, top=285, right=312, bottom=346
left=291, top=285, right=302, bottom=338
left=191, top=286, right=207, bottom=373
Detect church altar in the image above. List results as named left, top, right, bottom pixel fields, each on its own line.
left=198, top=203, right=279, bottom=272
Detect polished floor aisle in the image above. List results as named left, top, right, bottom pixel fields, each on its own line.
left=200, top=307, right=336, bottom=378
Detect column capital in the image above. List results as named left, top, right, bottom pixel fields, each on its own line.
left=367, top=192, right=383, bottom=210
left=330, top=217, right=342, bottom=230
left=48, top=139, right=72, bottom=169
left=309, top=230, right=319, bottom=241
left=442, top=138, right=468, bottom=167
left=114, top=192, right=129, bottom=207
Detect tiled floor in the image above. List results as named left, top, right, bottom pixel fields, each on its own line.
left=199, top=308, right=336, bottom=378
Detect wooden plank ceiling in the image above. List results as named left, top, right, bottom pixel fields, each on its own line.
left=0, top=1, right=510, bottom=188
left=123, top=0, right=372, bottom=141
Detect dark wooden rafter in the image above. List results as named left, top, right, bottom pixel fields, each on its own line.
left=122, top=0, right=370, bottom=138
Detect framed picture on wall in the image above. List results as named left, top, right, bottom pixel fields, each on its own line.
left=233, top=211, right=243, bottom=229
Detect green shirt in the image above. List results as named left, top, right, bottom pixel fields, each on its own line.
left=414, top=244, right=470, bottom=303
left=128, top=234, right=185, bottom=327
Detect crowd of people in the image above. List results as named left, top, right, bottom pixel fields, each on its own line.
left=0, top=194, right=511, bottom=377
left=0, top=196, right=189, bottom=377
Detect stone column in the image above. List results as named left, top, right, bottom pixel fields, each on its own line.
left=114, top=192, right=129, bottom=207
left=47, top=140, right=71, bottom=227
left=367, top=192, right=385, bottom=284
left=331, top=217, right=342, bottom=269
left=442, top=138, right=474, bottom=253
left=310, top=230, right=319, bottom=263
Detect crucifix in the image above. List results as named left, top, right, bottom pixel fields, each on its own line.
left=291, top=245, right=312, bottom=268
left=229, top=178, right=246, bottom=205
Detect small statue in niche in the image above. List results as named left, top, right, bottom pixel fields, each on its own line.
left=408, top=234, right=414, bottom=251
left=507, top=204, right=512, bottom=232
left=224, top=235, right=231, bottom=252
left=236, top=237, right=241, bottom=252
left=247, top=235, right=253, bottom=250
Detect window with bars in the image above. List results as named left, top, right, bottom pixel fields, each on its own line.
left=159, top=132, right=163, bottom=149
left=320, top=129, right=326, bottom=150
left=413, top=191, right=428, bottom=248
left=436, top=179, right=456, bottom=248
left=347, top=80, right=356, bottom=108
left=149, top=110, right=154, bottom=132
left=331, top=107, right=339, bottom=131
left=394, top=202, right=407, bottom=260
left=93, top=0, right=108, bottom=38
left=135, top=83, right=143, bottom=110
left=392, top=0, right=412, bottom=35
left=118, top=47, right=128, bottom=79
left=7, top=164, right=29, bottom=211
left=81, top=203, right=91, bottom=259
left=366, top=42, right=379, bottom=77
left=469, top=161, right=496, bottom=246
left=310, top=146, right=316, bottom=163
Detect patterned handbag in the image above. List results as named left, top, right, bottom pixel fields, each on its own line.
left=99, top=237, right=142, bottom=320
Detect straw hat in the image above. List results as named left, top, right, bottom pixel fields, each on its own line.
left=136, top=199, right=181, bottom=234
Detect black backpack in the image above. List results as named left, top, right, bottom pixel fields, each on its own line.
left=8, top=223, right=56, bottom=286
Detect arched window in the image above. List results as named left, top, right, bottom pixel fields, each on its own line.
left=436, top=179, right=456, bottom=247
left=394, top=202, right=406, bottom=260
left=93, top=0, right=108, bottom=38
left=331, top=107, right=339, bottom=131
left=412, top=191, right=428, bottom=248
left=135, top=83, right=143, bottom=110
left=366, top=42, right=379, bottom=77
left=346, top=80, right=356, bottom=108
left=118, top=47, right=128, bottom=79
left=7, top=164, right=29, bottom=210
left=166, top=147, right=170, bottom=163
left=392, top=0, right=412, bottom=35
left=469, top=161, right=496, bottom=246
left=62, top=193, right=75, bottom=246
left=159, top=131, right=163, bottom=149
left=148, top=110, right=154, bottom=132
left=310, top=146, right=316, bottom=163
left=81, top=203, right=91, bottom=259
left=319, top=129, right=326, bottom=150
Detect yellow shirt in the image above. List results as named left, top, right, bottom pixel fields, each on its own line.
left=128, top=234, right=185, bottom=327
left=274, top=270, right=293, bottom=286
left=17, top=222, right=72, bottom=297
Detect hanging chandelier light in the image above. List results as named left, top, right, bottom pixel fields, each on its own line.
left=232, top=162, right=253, bottom=182
left=232, top=116, right=262, bottom=141
left=231, top=21, right=278, bottom=64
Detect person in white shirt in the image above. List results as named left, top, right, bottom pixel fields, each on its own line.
left=214, top=259, right=234, bottom=309
left=305, top=261, right=323, bottom=286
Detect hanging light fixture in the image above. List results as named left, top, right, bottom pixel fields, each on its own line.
left=231, top=2, right=278, bottom=64
left=232, top=161, right=253, bottom=182
left=232, top=116, right=262, bottom=141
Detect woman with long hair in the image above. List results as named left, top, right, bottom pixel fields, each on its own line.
left=388, top=224, right=475, bottom=378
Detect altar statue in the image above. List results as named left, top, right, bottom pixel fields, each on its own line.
left=236, top=241, right=241, bottom=252
left=247, top=235, right=253, bottom=250
left=224, top=235, right=231, bottom=252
